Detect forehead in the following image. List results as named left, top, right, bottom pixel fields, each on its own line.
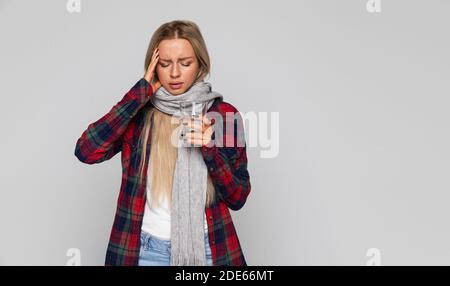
left=158, top=38, right=195, bottom=59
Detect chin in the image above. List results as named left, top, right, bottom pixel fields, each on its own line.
left=169, top=90, right=184, bottom=96
left=161, top=84, right=183, bottom=95
left=168, top=87, right=187, bottom=95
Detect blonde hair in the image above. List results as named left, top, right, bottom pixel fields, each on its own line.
left=139, top=20, right=216, bottom=208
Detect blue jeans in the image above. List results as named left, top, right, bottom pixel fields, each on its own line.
left=138, top=230, right=213, bottom=266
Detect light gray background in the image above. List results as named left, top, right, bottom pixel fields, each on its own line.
left=0, top=0, right=449, bottom=265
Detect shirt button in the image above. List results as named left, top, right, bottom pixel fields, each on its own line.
left=209, top=167, right=214, bottom=172
left=209, top=215, right=213, bottom=220
left=212, top=240, right=215, bottom=244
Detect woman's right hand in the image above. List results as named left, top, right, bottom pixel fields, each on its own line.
left=144, top=47, right=162, bottom=92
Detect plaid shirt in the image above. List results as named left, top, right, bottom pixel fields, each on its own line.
left=74, top=78, right=251, bottom=266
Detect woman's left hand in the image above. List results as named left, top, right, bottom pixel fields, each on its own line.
left=184, top=116, right=214, bottom=147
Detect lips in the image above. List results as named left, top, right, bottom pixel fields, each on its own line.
left=169, top=82, right=183, bottom=89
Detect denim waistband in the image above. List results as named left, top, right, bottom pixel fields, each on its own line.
left=140, top=230, right=210, bottom=253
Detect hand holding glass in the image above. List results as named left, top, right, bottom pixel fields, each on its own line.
left=179, top=101, right=210, bottom=147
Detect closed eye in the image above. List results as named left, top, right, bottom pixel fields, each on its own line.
left=159, top=62, right=191, bottom=68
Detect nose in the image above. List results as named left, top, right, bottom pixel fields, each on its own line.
left=170, top=65, right=181, bottom=78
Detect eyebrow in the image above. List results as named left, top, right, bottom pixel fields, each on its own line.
left=159, top=56, right=194, bottom=62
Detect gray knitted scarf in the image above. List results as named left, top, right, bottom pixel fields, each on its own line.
left=149, top=80, right=223, bottom=266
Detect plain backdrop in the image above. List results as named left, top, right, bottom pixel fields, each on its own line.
left=0, top=0, right=449, bottom=265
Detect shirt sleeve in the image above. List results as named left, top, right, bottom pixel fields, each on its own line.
left=74, top=78, right=153, bottom=164
left=201, top=109, right=251, bottom=211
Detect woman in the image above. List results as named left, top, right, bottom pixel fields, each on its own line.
left=74, top=20, right=251, bottom=266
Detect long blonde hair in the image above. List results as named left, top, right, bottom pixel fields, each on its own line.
left=138, top=20, right=216, bottom=208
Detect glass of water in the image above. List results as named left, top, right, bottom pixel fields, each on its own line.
left=179, top=101, right=208, bottom=147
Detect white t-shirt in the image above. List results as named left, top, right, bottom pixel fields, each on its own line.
left=141, top=179, right=209, bottom=240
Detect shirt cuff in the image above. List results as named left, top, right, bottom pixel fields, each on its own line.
left=140, top=77, right=154, bottom=98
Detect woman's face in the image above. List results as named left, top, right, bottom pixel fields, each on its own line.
left=156, top=38, right=200, bottom=95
